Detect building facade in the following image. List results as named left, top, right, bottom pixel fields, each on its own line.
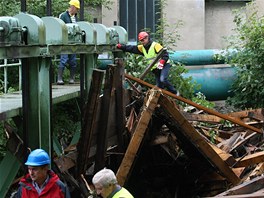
left=102, top=0, right=264, bottom=50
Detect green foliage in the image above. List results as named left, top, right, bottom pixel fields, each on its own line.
left=0, top=0, right=20, bottom=16
left=0, top=122, right=7, bottom=161
left=0, top=60, right=20, bottom=94
left=0, top=0, right=113, bottom=21
left=52, top=99, right=81, bottom=146
left=192, top=92, right=215, bottom=109
left=169, top=62, right=201, bottom=100
left=209, top=129, right=217, bottom=144
left=224, top=2, right=264, bottom=109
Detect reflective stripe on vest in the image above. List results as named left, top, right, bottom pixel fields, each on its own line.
left=142, top=42, right=159, bottom=70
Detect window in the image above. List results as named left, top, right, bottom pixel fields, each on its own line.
left=119, top=0, right=160, bottom=42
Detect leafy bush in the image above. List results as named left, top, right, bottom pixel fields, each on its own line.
left=224, top=2, right=264, bottom=109
left=0, top=122, right=7, bottom=161
left=52, top=99, right=81, bottom=147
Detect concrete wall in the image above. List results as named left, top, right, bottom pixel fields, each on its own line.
left=102, top=0, right=264, bottom=50
left=102, top=0, right=118, bottom=27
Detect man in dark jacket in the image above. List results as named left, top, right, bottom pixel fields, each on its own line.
left=16, top=149, right=71, bottom=198
left=57, top=0, right=80, bottom=85
left=117, top=31, right=178, bottom=95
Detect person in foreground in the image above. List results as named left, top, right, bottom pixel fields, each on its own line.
left=117, top=31, right=178, bottom=95
left=16, top=148, right=70, bottom=198
left=92, top=168, right=134, bottom=198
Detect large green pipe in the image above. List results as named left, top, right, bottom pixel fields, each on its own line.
left=182, top=67, right=236, bottom=101
left=98, top=48, right=237, bottom=100
left=169, top=49, right=235, bottom=65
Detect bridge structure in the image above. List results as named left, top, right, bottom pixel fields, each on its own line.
left=0, top=13, right=127, bottom=197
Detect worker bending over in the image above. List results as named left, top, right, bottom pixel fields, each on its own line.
left=117, top=31, right=178, bottom=95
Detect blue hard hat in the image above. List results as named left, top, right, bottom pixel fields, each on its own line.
left=25, top=149, right=51, bottom=166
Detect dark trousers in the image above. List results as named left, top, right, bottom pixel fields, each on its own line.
left=153, top=63, right=177, bottom=94
left=59, top=54, right=77, bottom=69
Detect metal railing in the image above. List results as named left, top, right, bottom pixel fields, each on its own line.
left=0, top=59, right=22, bottom=94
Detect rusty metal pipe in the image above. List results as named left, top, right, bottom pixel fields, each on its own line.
left=124, top=73, right=262, bottom=134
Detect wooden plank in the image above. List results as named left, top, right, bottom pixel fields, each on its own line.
left=114, top=58, right=126, bottom=151
left=214, top=193, right=264, bottom=198
left=76, top=69, right=104, bottom=175
left=217, top=132, right=244, bottom=153
left=183, top=113, right=223, bottom=123
left=215, top=175, right=264, bottom=197
left=229, top=132, right=258, bottom=153
left=124, top=73, right=262, bottom=134
left=234, top=151, right=264, bottom=168
left=159, top=95, right=241, bottom=185
left=250, top=162, right=264, bottom=176
left=116, top=89, right=160, bottom=186
left=209, top=144, right=236, bottom=166
left=227, top=109, right=264, bottom=121
left=94, top=65, right=115, bottom=172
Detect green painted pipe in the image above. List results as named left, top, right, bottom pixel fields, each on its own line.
left=182, top=67, right=236, bottom=100
left=169, top=49, right=235, bottom=65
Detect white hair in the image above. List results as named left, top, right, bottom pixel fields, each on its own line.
left=92, top=168, right=118, bottom=187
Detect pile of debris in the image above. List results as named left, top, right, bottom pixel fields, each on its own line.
left=54, top=59, right=264, bottom=197
left=7, top=59, right=264, bottom=197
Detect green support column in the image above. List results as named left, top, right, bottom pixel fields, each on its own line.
left=39, top=57, right=52, bottom=153
left=83, top=53, right=96, bottom=101
left=22, top=58, right=40, bottom=150
left=22, top=57, right=52, bottom=154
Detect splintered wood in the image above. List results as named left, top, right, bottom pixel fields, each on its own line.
left=120, top=78, right=264, bottom=197
left=51, top=63, right=264, bottom=197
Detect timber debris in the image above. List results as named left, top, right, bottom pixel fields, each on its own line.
left=6, top=58, right=264, bottom=197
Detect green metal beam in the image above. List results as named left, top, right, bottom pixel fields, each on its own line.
left=0, top=151, right=21, bottom=198
left=83, top=53, right=97, bottom=100
left=22, top=57, right=52, bottom=154
left=38, top=57, right=52, bottom=153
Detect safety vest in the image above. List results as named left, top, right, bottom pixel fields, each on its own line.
left=112, top=187, right=134, bottom=198
left=141, top=42, right=159, bottom=70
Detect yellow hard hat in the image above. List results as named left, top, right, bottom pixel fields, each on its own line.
left=69, top=0, right=80, bottom=9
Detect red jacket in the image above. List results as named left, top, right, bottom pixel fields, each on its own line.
left=17, top=170, right=70, bottom=198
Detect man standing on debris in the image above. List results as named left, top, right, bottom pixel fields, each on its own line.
left=116, top=31, right=179, bottom=95
left=92, top=168, right=134, bottom=198
left=16, top=149, right=71, bottom=198
left=57, top=0, right=80, bottom=85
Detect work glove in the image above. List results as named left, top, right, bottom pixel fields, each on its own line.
left=116, top=43, right=122, bottom=49
left=157, top=59, right=165, bottom=69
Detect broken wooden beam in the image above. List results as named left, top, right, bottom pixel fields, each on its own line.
left=234, top=151, right=264, bottom=168
left=77, top=69, right=104, bottom=175
left=214, top=175, right=264, bottom=197
left=94, top=65, right=116, bottom=172
left=116, top=89, right=161, bottom=186
left=158, top=94, right=241, bottom=185
left=124, top=73, right=262, bottom=134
